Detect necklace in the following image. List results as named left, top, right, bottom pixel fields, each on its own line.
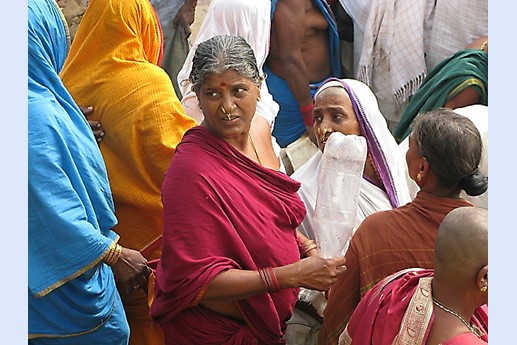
left=248, top=134, right=262, bottom=165
left=432, top=297, right=484, bottom=337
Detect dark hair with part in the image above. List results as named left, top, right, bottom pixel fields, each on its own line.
left=413, top=108, right=487, bottom=196
left=189, top=35, right=261, bottom=92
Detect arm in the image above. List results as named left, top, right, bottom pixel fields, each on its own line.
left=271, top=0, right=316, bottom=141
left=297, top=230, right=319, bottom=257
left=444, top=86, right=481, bottom=109
left=201, top=255, right=347, bottom=302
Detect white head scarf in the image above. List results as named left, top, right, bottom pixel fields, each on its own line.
left=177, top=0, right=279, bottom=129
left=314, top=78, right=412, bottom=207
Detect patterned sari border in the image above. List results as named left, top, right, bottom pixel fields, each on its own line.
left=392, top=277, right=433, bottom=345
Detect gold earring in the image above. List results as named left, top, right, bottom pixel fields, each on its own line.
left=480, top=285, right=488, bottom=292
left=416, top=172, right=422, bottom=182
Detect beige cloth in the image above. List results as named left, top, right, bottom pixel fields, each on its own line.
left=280, top=133, right=319, bottom=176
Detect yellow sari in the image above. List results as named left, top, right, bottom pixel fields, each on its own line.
left=60, top=1, right=196, bottom=344
left=61, top=0, right=196, bottom=257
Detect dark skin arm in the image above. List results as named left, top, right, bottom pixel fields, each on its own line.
left=270, top=0, right=316, bottom=143
left=443, top=35, right=487, bottom=109
left=202, top=256, right=346, bottom=301
left=444, top=87, right=481, bottom=109
left=110, top=247, right=150, bottom=293
left=199, top=255, right=346, bottom=319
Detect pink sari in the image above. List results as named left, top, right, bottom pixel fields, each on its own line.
left=150, top=127, right=306, bottom=344
left=341, top=269, right=488, bottom=344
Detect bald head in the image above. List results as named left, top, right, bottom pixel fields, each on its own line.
left=434, top=207, right=488, bottom=280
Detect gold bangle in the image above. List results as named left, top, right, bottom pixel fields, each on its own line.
left=104, top=244, right=122, bottom=266
left=301, top=240, right=318, bottom=256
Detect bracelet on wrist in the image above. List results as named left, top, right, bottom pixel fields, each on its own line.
left=259, top=267, right=281, bottom=293
left=104, top=243, right=122, bottom=266
left=301, top=239, right=318, bottom=257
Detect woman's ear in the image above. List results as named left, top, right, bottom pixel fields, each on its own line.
left=416, top=157, right=428, bottom=183
left=476, top=265, right=488, bottom=291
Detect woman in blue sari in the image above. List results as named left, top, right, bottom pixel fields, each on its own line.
left=28, top=0, right=147, bottom=343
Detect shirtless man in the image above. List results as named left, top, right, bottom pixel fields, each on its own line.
left=265, top=0, right=341, bottom=173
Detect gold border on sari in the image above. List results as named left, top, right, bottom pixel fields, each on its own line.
left=34, top=235, right=120, bottom=298
left=392, top=277, right=433, bottom=345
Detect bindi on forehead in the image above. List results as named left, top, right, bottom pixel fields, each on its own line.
left=219, top=82, right=226, bottom=87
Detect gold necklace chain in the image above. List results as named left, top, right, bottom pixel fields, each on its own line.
left=432, top=297, right=484, bottom=337
left=248, top=134, right=262, bottom=165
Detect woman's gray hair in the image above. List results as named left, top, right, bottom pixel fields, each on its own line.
left=189, top=35, right=262, bottom=92
left=412, top=108, right=488, bottom=196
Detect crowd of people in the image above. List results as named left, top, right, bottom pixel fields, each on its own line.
left=29, top=0, right=488, bottom=344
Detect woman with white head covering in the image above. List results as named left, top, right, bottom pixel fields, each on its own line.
left=293, top=78, right=411, bottom=241
left=286, top=78, right=411, bottom=343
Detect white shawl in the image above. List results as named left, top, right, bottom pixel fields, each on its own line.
left=292, top=78, right=411, bottom=241
left=177, top=0, right=279, bottom=129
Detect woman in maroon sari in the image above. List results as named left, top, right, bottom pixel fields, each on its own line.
left=149, top=35, right=346, bottom=345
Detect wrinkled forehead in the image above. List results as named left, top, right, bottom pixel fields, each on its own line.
left=201, top=70, right=255, bottom=85
left=314, top=86, right=352, bottom=107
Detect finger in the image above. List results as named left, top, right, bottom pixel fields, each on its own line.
left=95, top=131, right=105, bottom=143
left=331, top=256, right=347, bottom=266
left=79, top=106, right=94, bottom=115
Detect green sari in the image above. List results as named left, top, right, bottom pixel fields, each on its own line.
left=394, top=49, right=488, bottom=142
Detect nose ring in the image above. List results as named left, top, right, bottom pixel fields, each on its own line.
left=221, top=105, right=236, bottom=119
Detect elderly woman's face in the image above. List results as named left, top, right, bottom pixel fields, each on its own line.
left=313, top=87, right=361, bottom=152
left=196, top=69, right=259, bottom=139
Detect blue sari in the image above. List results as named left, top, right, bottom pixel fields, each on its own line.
left=28, top=0, right=126, bottom=341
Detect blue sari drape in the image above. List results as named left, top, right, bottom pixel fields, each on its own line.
left=28, top=0, right=121, bottom=338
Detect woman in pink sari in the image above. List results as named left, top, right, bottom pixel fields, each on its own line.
left=149, top=35, right=347, bottom=345
left=340, top=207, right=488, bottom=344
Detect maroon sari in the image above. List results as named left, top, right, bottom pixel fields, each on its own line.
left=342, top=269, right=488, bottom=344
left=149, top=126, right=306, bottom=344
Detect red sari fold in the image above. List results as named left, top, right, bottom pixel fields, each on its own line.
left=150, top=126, right=306, bottom=344
left=342, top=269, right=488, bottom=344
